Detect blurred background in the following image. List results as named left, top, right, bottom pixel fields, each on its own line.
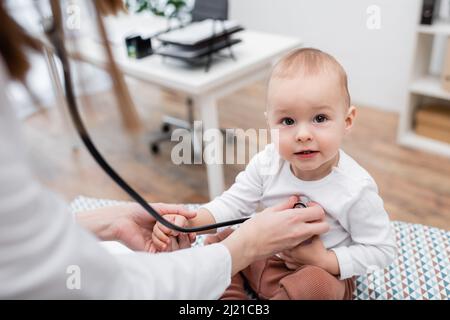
left=5, top=0, right=449, bottom=230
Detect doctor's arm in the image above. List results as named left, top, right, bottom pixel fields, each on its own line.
left=77, top=194, right=330, bottom=279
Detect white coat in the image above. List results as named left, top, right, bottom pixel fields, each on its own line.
left=0, top=60, right=231, bottom=299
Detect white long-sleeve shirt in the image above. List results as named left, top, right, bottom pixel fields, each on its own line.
left=0, top=62, right=231, bottom=299
left=202, top=144, right=396, bottom=280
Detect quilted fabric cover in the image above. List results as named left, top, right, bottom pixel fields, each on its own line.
left=70, top=196, right=449, bottom=300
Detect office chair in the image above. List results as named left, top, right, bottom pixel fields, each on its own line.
left=150, top=0, right=234, bottom=156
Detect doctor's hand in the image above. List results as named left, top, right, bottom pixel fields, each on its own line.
left=76, top=202, right=196, bottom=252
left=221, top=196, right=330, bottom=276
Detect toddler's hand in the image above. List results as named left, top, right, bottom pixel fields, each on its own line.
left=279, top=235, right=329, bottom=270
left=151, top=214, right=196, bottom=252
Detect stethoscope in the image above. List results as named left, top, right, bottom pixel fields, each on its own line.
left=43, top=6, right=307, bottom=233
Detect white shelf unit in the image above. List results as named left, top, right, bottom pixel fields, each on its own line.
left=398, top=17, right=450, bottom=158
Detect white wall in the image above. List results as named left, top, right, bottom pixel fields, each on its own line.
left=230, top=0, right=422, bottom=113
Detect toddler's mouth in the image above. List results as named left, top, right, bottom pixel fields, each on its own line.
left=294, top=150, right=319, bottom=155
left=294, top=150, right=319, bottom=159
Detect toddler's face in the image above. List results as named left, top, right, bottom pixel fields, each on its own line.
left=267, top=72, right=355, bottom=180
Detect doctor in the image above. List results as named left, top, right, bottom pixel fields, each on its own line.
left=0, top=1, right=329, bottom=299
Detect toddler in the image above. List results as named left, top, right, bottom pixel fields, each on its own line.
left=152, top=48, right=396, bottom=300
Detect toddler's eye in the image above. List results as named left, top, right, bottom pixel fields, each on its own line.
left=281, top=117, right=295, bottom=126
left=313, top=114, right=328, bottom=123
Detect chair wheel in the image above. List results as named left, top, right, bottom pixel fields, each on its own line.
left=161, top=123, right=171, bottom=133
left=150, top=143, right=160, bottom=154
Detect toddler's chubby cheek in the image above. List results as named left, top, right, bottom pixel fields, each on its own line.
left=320, top=137, right=342, bottom=155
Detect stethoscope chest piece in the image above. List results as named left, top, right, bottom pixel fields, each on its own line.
left=293, top=202, right=307, bottom=208
left=293, top=195, right=311, bottom=209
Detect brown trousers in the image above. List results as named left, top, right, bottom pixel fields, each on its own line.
left=221, top=255, right=355, bottom=300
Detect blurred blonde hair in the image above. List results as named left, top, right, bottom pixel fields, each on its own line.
left=269, top=47, right=351, bottom=108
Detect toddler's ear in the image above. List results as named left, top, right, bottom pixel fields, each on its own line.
left=345, top=105, right=357, bottom=133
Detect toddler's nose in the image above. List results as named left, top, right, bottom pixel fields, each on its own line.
left=295, top=125, right=313, bottom=142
